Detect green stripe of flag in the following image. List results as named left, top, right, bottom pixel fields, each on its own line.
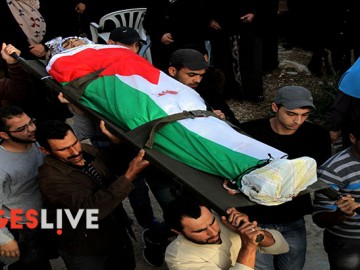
left=81, top=76, right=259, bottom=179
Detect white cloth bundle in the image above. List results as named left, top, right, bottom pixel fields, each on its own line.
left=241, top=156, right=317, bottom=205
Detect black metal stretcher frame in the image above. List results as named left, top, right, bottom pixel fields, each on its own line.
left=15, top=55, right=329, bottom=216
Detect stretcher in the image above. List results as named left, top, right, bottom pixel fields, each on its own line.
left=14, top=50, right=328, bottom=215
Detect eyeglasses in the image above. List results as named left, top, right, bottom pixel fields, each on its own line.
left=8, top=118, right=36, bottom=133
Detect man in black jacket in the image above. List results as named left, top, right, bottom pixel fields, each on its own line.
left=143, top=0, right=212, bottom=71
left=36, top=120, right=149, bottom=270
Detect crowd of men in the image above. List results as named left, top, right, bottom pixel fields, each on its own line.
left=1, top=1, right=360, bottom=270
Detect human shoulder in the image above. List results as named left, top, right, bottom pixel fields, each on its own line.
left=239, top=118, right=272, bottom=137
left=319, top=147, right=353, bottom=171
left=165, top=235, right=217, bottom=268
left=239, top=118, right=271, bottom=129
left=301, top=120, right=328, bottom=132
left=316, top=148, right=360, bottom=193
left=299, top=121, right=331, bottom=141
left=165, top=237, right=233, bottom=270
left=0, top=143, right=44, bottom=161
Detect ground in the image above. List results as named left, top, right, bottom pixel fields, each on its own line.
left=228, top=45, right=339, bottom=126
left=6, top=43, right=334, bottom=269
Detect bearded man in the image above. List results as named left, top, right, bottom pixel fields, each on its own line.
left=0, top=106, right=52, bottom=269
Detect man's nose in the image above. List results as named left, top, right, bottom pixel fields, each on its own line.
left=193, top=75, right=202, bottom=83
left=69, top=146, right=79, bottom=155
left=27, top=124, right=36, bottom=132
left=294, top=115, right=305, bottom=124
left=207, top=226, right=217, bottom=236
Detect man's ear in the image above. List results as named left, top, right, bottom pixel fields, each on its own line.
left=170, top=228, right=182, bottom=236
left=168, top=66, right=177, bottom=77
left=130, top=43, right=139, bottom=54
left=0, top=131, right=10, bottom=141
left=107, top=39, right=115, bottom=45
left=271, top=102, right=279, bottom=113
left=350, top=133, right=357, bottom=145
left=39, top=146, right=51, bottom=155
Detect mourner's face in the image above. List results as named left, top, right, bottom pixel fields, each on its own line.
left=170, top=67, right=206, bottom=89
left=2, top=113, right=36, bottom=143
left=272, top=104, right=311, bottom=132
left=47, top=130, right=84, bottom=166
left=179, top=206, right=222, bottom=245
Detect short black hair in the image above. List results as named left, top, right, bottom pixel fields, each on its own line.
left=163, top=197, right=207, bottom=232
left=169, top=49, right=209, bottom=71
left=0, top=106, right=25, bottom=132
left=36, top=120, right=74, bottom=150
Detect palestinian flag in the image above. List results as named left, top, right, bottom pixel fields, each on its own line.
left=46, top=44, right=287, bottom=181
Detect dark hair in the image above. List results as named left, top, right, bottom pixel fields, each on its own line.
left=168, top=58, right=185, bottom=71
left=0, top=106, right=25, bottom=131
left=349, top=117, right=360, bottom=140
left=163, top=197, right=207, bottom=232
left=35, top=120, right=74, bottom=150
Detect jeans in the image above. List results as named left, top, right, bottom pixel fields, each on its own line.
left=128, top=173, right=178, bottom=229
left=141, top=170, right=180, bottom=247
left=145, top=176, right=178, bottom=210
left=128, top=176, right=157, bottom=229
left=324, top=230, right=360, bottom=270
left=255, top=217, right=307, bottom=270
